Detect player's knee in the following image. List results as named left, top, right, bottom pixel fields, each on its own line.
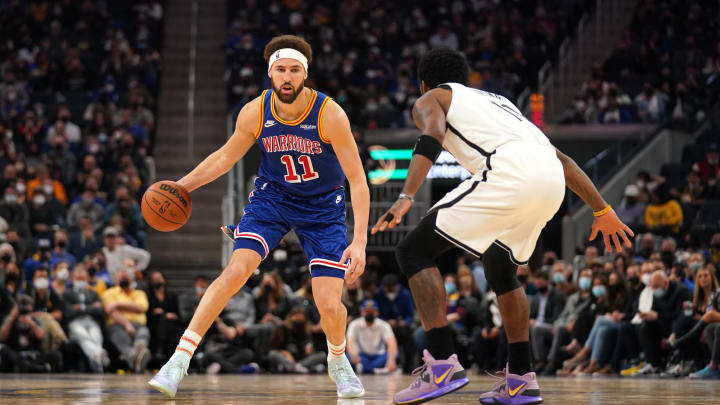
left=221, top=261, right=251, bottom=286
left=395, top=232, right=434, bottom=279
left=315, top=295, right=342, bottom=318
left=483, top=243, right=521, bottom=296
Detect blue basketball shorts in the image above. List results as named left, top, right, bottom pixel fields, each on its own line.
left=226, top=179, right=349, bottom=279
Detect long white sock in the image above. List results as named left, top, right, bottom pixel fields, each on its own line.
left=175, top=329, right=202, bottom=362
left=328, top=339, right=346, bottom=359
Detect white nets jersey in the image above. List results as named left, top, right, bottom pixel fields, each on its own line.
left=440, top=82, right=552, bottom=177
left=430, top=83, right=565, bottom=264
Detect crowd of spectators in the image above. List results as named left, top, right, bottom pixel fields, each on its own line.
left=226, top=0, right=596, bottom=128
left=0, top=0, right=163, bottom=373
left=561, top=0, right=720, bottom=127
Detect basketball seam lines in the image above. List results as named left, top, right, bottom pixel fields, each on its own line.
left=143, top=196, right=184, bottom=225
left=147, top=188, right=189, bottom=217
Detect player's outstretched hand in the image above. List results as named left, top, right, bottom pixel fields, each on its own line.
left=589, top=209, right=635, bottom=253
left=371, top=198, right=412, bottom=235
left=341, top=241, right=366, bottom=284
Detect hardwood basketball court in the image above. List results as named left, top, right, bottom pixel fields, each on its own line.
left=0, top=374, right=716, bottom=404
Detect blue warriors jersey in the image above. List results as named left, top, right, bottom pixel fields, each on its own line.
left=254, top=89, right=345, bottom=197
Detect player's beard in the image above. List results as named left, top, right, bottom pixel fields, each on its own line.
left=273, top=80, right=304, bottom=104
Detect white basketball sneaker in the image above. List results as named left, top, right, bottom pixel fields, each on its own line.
left=328, top=355, right=365, bottom=398
left=148, top=352, right=190, bottom=398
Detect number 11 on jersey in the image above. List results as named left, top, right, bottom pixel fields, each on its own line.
left=281, top=155, right=319, bottom=183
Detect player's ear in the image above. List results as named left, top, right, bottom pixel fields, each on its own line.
left=420, top=80, right=428, bottom=94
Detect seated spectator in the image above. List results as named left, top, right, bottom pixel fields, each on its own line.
left=634, top=82, right=667, bottom=123
left=551, top=260, right=577, bottom=296
left=473, top=289, right=507, bottom=372
left=347, top=299, right=398, bottom=374
left=3, top=261, right=22, bottom=298
left=687, top=280, right=720, bottom=379
left=374, top=273, right=416, bottom=372
left=542, top=268, right=593, bottom=375
left=179, top=275, right=209, bottom=323
left=633, top=270, right=691, bottom=376
left=49, top=229, right=76, bottom=269
left=63, top=265, right=108, bottom=372
left=30, top=267, right=63, bottom=323
left=26, top=165, right=68, bottom=206
left=615, top=184, right=646, bottom=233
left=0, top=185, right=30, bottom=237
left=68, top=217, right=103, bottom=261
left=199, top=315, right=258, bottom=375
left=102, top=267, right=151, bottom=373
left=101, top=226, right=150, bottom=281
left=50, top=261, right=71, bottom=297
left=341, top=278, right=367, bottom=321
left=27, top=188, right=59, bottom=238
left=0, top=294, right=62, bottom=372
left=692, top=143, right=720, bottom=183
left=530, top=270, right=568, bottom=371
left=255, top=272, right=293, bottom=326
left=67, top=189, right=105, bottom=232
left=599, top=95, right=632, bottom=124
left=268, top=306, right=326, bottom=374
left=46, top=133, right=77, bottom=187
left=146, top=270, right=183, bottom=361
left=104, top=185, right=146, bottom=247
left=517, top=265, right=537, bottom=295
left=644, top=185, right=683, bottom=236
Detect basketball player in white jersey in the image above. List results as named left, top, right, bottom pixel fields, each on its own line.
left=372, top=48, right=634, bottom=404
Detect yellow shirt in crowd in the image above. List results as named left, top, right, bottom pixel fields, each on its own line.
left=101, top=286, right=149, bottom=326
left=644, top=199, right=683, bottom=233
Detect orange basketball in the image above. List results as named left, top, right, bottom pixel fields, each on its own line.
left=141, top=181, right=192, bottom=232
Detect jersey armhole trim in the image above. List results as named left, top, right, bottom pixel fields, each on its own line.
left=439, top=83, right=456, bottom=124
left=317, top=97, right=332, bottom=143
left=254, top=90, right=267, bottom=139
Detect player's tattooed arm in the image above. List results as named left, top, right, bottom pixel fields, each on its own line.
left=555, top=149, right=608, bottom=211
left=556, top=149, right=634, bottom=252
left=176, top=97, right=259, bottom=192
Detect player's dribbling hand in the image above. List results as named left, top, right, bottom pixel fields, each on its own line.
left=341, top=241, right=366, bottom=285
left=589, top=209, right=634, bottom=253
left=371, top=198, right=412, bottom=234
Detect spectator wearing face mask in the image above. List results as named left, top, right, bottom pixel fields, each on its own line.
left=50, top=261, right=71, bottom=296
left=628, top=270, right=691, bottom=376
left=102, top=267, right=151, bottom=373
left=692, top=143, right=720, bottom=182
left=2, top=261, right=23, bottom=298
left=644, top=185, right=683, bottom=236
left=26, top=188, right=58, bottom=238
left=30, top=267, right=63, bottom=322
left=516, top=265, right=538, bottom=295
left=615, top=184, right=646, bottom=233
left=179, top=275, right=209, bottom=323
left=49, top=229, right=76, bottom=269
left=541, top=268, right=594, bottom=375
left=268, top=306, right=326, bottom=374
left=374, top=273, right=416, bottom=372
left=26, top=165, right=67, bottom=206
left=347, top=299, right=398, bottom=374
left=46, top=133, right=76, bottom=187
left=48, top=105, right=82, bottom=144
left=62, top=265, right=108, bottom=372
left=84, top=256, right=108, bottom=296
left=146, top=270, right=183, bottom=361
left=67, top=189, right=105, bottom=231
left=341, top=278, right=366, bottom=321
left=23, top=239, right=52, bottom=286
left=551, top=260, right=577, bottom=296
left=255, top=272, right=294, bottom=324
left=0, top=185, right=31, bottom=237
left=529, top=270, right=568, bottom=371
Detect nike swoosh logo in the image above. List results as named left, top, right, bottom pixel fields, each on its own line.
left=434, top=368, right=452, bottom=384
left=264, top=121, right=277, bottom=127
left=508, top=382, right=526, bottom=397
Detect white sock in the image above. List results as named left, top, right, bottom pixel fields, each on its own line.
left=328, top=339, right=346, bottom=358
left=175, top=329, right=202, bottom=362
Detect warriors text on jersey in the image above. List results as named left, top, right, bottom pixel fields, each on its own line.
left=254, top=88, right=344, bottom=197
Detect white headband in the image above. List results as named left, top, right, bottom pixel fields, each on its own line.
left=268, top=48, right=308, bottom=73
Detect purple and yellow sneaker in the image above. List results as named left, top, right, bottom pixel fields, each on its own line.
left=478, top=365, right=543, bottom=404
left=393, top=350, right=469, bottom=404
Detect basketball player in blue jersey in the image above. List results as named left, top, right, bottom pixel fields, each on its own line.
left=149, top=35, right=369, bottom=398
